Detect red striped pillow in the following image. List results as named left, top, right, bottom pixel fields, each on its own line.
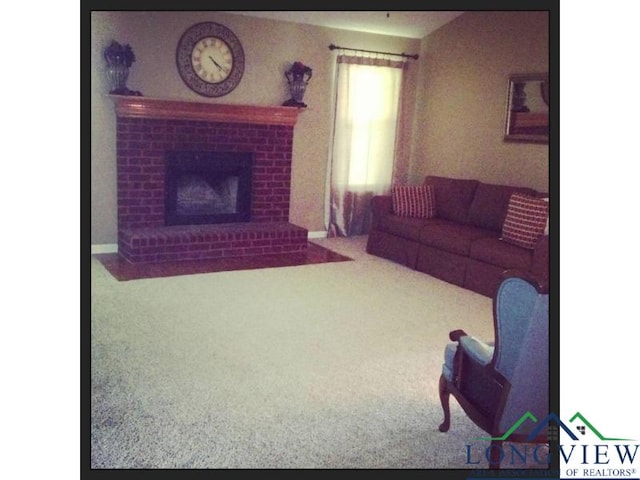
left=391, top=185, right=436, bottom=219
left=501, top=193, right=549, bottom=249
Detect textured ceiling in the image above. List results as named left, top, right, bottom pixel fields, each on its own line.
left=226, top=11, right=464, bottom=39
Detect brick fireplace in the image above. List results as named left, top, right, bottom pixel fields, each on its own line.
left=111, top=96, right=308, bottom=263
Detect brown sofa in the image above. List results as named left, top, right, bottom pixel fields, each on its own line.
left=365, top=175, right=549, bottom=297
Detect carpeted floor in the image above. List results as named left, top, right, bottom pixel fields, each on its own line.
left=90, top=235, right=546, bottom=471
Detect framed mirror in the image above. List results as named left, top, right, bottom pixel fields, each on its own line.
left=504, top=73, right=549, bottom=144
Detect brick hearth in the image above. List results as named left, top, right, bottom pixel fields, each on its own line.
left=119, top=222, right=308, bottom=263
left=111, top=96, right=307, bottom=263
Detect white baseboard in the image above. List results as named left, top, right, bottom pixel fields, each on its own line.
left=91, top=244, right=118, bottom=254
left=308, top=231, right=328, bottom=239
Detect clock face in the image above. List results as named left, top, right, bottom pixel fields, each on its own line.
left=191, top=37, right=234, bottom=84
left=176, top=22, right=244, bottom=97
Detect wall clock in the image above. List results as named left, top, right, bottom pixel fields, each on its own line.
left=176, top=22, right=245, bottom=97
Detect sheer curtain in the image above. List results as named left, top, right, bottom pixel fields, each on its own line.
left=326, top=54, right=406, bottom=237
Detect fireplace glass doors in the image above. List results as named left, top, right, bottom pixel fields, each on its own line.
left=165, top=151, right=253, bottom=226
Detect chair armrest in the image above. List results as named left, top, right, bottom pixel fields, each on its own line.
left=448, top=329, right=494, bottom=367
left=447, top=331, right=503, bottom=419
left=449, top=329, right=468, bottom=342
left=448, top=330, right=493, bottom=367
left=460, top=336, right=494, bottom=366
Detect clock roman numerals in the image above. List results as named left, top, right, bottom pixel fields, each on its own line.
left=189, top=36, right=234, bottom=84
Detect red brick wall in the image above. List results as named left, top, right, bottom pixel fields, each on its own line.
left=116, top=117, right=294, bottom=230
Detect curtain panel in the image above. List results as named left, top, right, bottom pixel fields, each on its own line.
left=327, top=54, right=407, bottom=237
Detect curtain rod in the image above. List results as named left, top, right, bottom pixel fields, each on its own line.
left=328, top=43, right=419, bottom=60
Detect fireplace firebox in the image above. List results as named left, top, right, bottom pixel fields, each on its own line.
left=165, top=151, right=253, bottom=226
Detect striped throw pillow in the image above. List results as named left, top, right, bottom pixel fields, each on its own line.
left=391, top=185, right=436, bottom=219
left=501, top=193, right=549, bottom=249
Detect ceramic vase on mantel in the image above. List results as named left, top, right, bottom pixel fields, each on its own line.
left=103, top=41, right=141, bottom=96
left=282, top=62, right=313, bottom=107
left=105, top=63, right=130, bottom=95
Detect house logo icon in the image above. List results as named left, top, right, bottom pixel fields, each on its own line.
left=567, top=412, right=635, bottom=442
left=475, top=410, right=635, bottom=442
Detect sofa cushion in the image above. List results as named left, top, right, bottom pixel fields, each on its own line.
left=501, top=193, right=549, bottom=249
left=391, top=184, right=436, bottom=218
left=467, top=183, right=538, bottom=232
left=423, top=176, right=479, bottom=224
left=468, top=237, right=533, bottom=271
left=376, top=214, right=429, bottom=242
left=416, top=244, right=469, bottom=286
left=419, top=221, right=496, bottom=256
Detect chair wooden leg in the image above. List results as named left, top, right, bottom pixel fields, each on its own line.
left=438, top=374, right=451, bottom=432
left=489, top=439, right=503, bottom=469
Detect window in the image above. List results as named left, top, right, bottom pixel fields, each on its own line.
left=327, top=55, right=405, bottom=236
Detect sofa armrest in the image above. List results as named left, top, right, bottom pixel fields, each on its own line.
left=530, top=234, right=549, bottom=290
left=370, top=195, right=393, bottom=228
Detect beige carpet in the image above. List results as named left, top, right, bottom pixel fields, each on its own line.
left=91, top=235, right=510, bottom=469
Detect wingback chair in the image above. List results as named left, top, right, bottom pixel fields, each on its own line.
left=438, top=270, right=549, bottom=469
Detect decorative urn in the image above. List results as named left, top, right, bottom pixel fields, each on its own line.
left=103, top=41, right=140, bottom=96
left=283, top=61, right=313, bottom=107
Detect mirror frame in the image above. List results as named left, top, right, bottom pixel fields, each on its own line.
left=504, top=72, right=549, bottom=144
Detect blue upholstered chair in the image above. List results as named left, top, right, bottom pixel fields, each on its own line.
left=438, top=271, right=549, bottom=469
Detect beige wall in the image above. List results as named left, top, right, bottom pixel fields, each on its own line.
left=91, top=11, right=420, bottom=244
left=411, top=11, right=549, bottom=191
left=91, top=11, right=549, bottom=246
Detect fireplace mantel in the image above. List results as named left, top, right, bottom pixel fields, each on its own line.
left=109, top=95, right=302, bottom=126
